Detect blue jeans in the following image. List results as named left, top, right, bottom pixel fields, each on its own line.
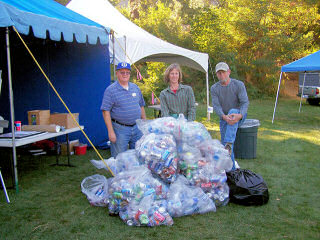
left=110, top=122, right=143, bottom=158
left=220, top=109, right=247, bottom=170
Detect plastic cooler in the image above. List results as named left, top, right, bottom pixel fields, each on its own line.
left=234, top=119, right=260, bottom=159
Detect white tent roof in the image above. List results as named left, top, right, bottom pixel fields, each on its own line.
left=67, top=0, right=209, bottom=73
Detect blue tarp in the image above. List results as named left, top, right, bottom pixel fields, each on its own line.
left=281, top=50, right=320, bottom=72
left=0, top=0, right=109, bottom=44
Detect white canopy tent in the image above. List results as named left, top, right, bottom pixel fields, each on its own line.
left=67, top=0, right=211, bottom=118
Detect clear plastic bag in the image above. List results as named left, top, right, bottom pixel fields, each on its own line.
left=108, top=166, right=169, bottom=215
left=176, top=121, right=212, bottom=147
left=167, top=175, right=216, bottom=217
left=136, top=117, right=180, bottom=136
left=120, top=195, right=173, bottom=227
left=81, top=174, right=109, bottom=207
left=198, top=139, right=233, bottom=172
left=90, top=149, right=140, bottom=174
left=136, top=133, right=178, bottom=183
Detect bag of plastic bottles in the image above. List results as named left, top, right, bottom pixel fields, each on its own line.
left=135, top=133, right=179, bottom=183
left=198, top=139, right=233, bottom=172
left=108, top=166, right=169, bottom=215
left=177, top=143, right=202, bottom=163
left=120, top=194, right=174, bottom=227
left=167, top=175, right=216, bottom=217
left=176, top=120, right=212, bottom=147
left=226, top=168, right=269, bottom=206
left=136, top=117, right=179, bottom=136
left=81, top=174, right=109, bottom=207
left=90, top=149, right=141, bottom=175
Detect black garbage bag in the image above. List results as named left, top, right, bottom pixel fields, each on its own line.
left=226, top=169, right=269, bottom=206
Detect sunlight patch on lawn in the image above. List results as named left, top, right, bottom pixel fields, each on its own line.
left=260, top=128, right=320, bottom=145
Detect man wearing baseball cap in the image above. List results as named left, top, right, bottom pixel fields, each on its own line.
left=101, top=62, right=146, bottom=157
left=210, top=62, right=249, bottom=169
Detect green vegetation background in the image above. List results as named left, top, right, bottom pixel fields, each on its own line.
left=58, top=0, right=320, bottom=103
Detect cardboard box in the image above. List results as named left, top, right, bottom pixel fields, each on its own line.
left=28, top=110, right=50, bottom=125
left=50, top=113, right=79, bottom=129
left=60, top=139, right=79, bottom=155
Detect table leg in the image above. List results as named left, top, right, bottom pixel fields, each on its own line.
left=66, top=134, right=74, bottom=167
left=51, top=135, right=75, bottom=167
left=55, top=137, right=59, bottom=165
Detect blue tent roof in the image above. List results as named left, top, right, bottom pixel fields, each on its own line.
left=0, top=0, right=109, bottom=44
left=281, top=50, right=320, bottom=72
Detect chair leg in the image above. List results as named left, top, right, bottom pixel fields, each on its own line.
left=0, top=169, right=10, bottom=203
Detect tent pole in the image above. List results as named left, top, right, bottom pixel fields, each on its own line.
left=112, top=32, right=116, bottom=81
left=272, top=72, right=283, bottom=124
left=6, top=27, right=19, bottom=193
left=299, top=72, right=306, bottom=113
left=124, top=36, right=127, bottom=61
left=206, top=71, right=210, bottom=120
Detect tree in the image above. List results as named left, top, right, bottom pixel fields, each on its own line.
left=191, top=0, right=320, bottom=94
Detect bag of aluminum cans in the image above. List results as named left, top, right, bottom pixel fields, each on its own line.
left=135, top=133, right=179, bottom=183
left=177, top=141, right=230, bottom=207
left=167, top=175, right=216, bottom=217
left=81, top=174, right=109, bottom=207
left=119, top=194, right=173, bottom=227
left=198, top=139, right=233, bottom=172
left=186, top=162, right=230, bottom=207
left=108, top=166, right=169, bottom=215
left=136, top=117, right=180, bottom=136
left=90, top=149, right=141, bottom=175
left=177, top=143, right=207, bottom=180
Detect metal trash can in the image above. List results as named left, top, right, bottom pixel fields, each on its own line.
left=234, top=119, right=260, bottom=159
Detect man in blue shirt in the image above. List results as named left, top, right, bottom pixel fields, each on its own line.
left=211, top=62, right=249, bottom=169
left=101, top=62, right=146, bottom=157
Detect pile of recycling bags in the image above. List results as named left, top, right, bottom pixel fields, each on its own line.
left=82, top=115, right=233, bottom=227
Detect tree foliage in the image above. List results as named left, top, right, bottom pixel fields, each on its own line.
left=191, top=0, right=320, bottom=94
left=56, top=0, right=320, bottom=98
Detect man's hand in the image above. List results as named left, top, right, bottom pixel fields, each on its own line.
left=108, top=130, right=117, bottom=143
left=223, top=113, right=242, bottom=125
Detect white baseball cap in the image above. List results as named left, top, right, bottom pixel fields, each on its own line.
left=215, top=62, right=229, bottom=72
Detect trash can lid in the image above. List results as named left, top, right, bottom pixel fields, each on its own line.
left=240, top=119, right=260, bottom=128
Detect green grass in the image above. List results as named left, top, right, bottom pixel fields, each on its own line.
left=1, top=98, right=320, bottom=239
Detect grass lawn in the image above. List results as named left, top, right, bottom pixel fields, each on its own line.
left=0, top=98, right=319, bottom=239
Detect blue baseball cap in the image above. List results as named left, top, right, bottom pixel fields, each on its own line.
left=116, top=62, right=131, bottom=71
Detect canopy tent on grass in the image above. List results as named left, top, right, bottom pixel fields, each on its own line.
left=67, top=0, right=212, bottom=119
left=272, top=50, right=320, bottom=123
left=0, top=0, right=111, bottom=191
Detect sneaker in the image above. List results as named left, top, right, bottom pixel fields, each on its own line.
left=225, top=143, right=232, bottom=156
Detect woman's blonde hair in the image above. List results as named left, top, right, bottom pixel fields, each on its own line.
left=164, top=63, right=183, bottom=84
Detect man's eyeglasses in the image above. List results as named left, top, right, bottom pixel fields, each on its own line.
left=119, top=71, right=131, bottom=76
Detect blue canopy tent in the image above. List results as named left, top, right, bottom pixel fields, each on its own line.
left=0, top=0, right=111, bottom=190
left=272, top=50, right=320, bottom=123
